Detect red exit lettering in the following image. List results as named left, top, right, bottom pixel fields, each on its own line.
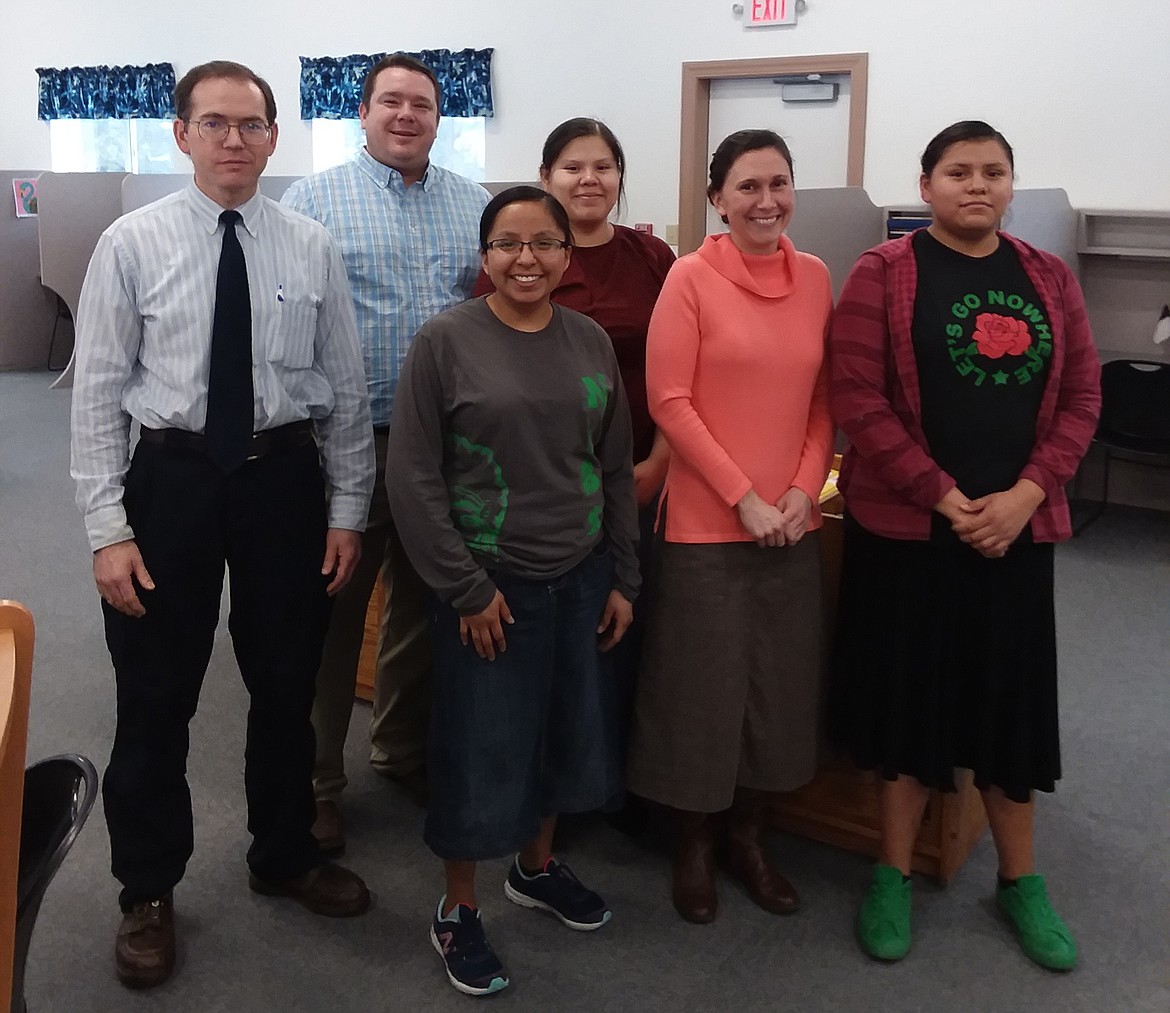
left=750, top=0, right=788, bottom=23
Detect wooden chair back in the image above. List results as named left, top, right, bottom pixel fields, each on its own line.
left=0, top=600, right=34, bottom=1013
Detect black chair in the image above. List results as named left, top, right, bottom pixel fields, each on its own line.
left=1075, top=358, right=1170, bottom=534
left=11, top=754, right=99, bottom=1013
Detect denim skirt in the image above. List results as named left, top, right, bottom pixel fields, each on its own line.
left=424, top=544, right=622, bottom=861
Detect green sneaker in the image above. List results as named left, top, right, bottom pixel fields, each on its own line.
left=857, top=864, right=911, bottom=961
left=996, top=874, right=1077, bottom=971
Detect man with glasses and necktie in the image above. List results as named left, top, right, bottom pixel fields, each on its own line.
left=282, top=53, right=490, bottom=855
left=70, top=60, right=376, bottom=990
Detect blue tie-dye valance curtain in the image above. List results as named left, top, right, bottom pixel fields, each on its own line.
left=299, top=49, right=494, bottom=120
left=36, top=63, right=177, bottom=120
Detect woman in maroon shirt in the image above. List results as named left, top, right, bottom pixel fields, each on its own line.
left=476, top=118, right=675, bottom=495
left=828, top=121, right=1100, bottom=972
left=475, top=118, right=675, bottom=825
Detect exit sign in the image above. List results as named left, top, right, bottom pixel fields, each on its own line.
left=745, top=0, right=797, bottom=27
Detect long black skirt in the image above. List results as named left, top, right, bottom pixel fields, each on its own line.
left=828, top=514, right=1060, bottom=803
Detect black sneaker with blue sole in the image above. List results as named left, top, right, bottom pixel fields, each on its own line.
left=429, top=897, right=510, bottom=996
left=504, top=856, right=612, bottom=931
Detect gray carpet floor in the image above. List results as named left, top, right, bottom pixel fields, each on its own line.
left=2, top=368, right=1167, bottom=1013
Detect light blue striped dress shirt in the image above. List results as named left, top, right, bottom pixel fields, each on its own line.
left=70, top=182, right=375, bottom=551
left=281, top=149, right=490, bottom=427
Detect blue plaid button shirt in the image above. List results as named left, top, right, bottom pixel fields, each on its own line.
left=282, top=148, right=490, bottom=426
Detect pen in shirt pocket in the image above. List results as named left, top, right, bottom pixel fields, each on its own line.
left=276, top=283, right=285, bottom=303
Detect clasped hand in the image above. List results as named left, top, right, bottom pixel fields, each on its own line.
left=736, top=487, right=812, bottom=547
left=938, top=480, right=1046, bottom=558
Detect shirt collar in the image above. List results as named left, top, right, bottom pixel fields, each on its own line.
left=356, top=146, right=435, bottom=192
left=183, top=181, right=266, bottom=237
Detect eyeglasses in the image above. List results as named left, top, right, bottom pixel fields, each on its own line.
left=484, top=238, right=570, bottom=255
left=189, top=118, right=272, bottom=145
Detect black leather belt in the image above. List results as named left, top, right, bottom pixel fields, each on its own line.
left=138, top=420, right=315, bottom=460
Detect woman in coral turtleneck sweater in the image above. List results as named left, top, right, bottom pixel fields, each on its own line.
left=628, top=129, right=833, bottom=925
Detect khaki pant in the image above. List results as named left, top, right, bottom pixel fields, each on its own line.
left=311, top=430, right=431, bottom=801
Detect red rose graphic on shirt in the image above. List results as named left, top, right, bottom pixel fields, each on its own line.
left=972, top=312, right=1032, bottom=359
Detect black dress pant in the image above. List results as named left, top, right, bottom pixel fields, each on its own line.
left=102, top=439, right=332, bottom=911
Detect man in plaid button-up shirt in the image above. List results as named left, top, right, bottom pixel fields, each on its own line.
left=283, top=53, right=490, bottom=852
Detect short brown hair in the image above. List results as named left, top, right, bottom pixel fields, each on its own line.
left=360, top=53, right=443, bottom=112
left=175, top=60, right=277, bottom=124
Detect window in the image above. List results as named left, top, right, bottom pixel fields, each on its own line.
left=311, top=118, right=486, bottom=179
left=49, top=119, right=180, bottom=173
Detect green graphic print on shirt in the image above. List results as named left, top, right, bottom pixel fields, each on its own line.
left=448, top=434, right=508, bottom=558
left=944, top=289, right=1053, bottom=388
left=580, top=372, right=611, bottom=537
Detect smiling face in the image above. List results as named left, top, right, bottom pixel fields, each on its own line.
left=481, top=200, right=571, bottom=321
left=920, top=138, right=1014, bottom=244
left=173, top=76, right=277, bottom=209
left=540, top=135, right=622, bottom=236
left=709, top=146, right=794, bottom=256
left=359, top=66, right=439, bottom=185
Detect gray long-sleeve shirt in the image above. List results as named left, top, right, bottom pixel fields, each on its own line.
left=387, top=297, right=640, bottom=615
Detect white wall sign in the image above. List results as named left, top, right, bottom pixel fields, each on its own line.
left=745, top=0, right=797, bottom=28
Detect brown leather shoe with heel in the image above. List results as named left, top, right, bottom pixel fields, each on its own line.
left=248, top=861, right=371, bottom=917
left=726, top=789, right=800, bottom=914
left=115, top=893, right=175, bottom=989
left=671, top=809, right=718, bottom=924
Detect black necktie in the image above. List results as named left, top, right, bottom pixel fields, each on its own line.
left=205, top=209, right=254, bottom=473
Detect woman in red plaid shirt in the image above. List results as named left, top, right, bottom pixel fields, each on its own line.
left=828, top=121, right=1100, bottom=972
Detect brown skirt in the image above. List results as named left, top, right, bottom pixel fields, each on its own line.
left=627, top=534, right=824, bottom=812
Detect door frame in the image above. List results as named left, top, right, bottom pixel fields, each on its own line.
left=678, top=52, right=869, bottom=254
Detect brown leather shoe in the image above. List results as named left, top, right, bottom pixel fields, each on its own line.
left=114, top=893, right=175, bottom=989
left=726, top=790, right=800, bottom=915
left=671, top=809, right=718, bottom=924
left=249, top=862, right=371, bottom=917
left=311, top=799, right=345, bottom=856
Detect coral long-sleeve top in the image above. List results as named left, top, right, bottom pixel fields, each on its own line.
left=646, top=233, right=834, bottom=543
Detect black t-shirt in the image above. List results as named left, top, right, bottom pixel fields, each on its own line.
left=912, top=230, right=1052, bottom=501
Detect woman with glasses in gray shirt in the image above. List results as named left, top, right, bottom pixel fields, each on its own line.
left=387, top=186, right=640, bottom=998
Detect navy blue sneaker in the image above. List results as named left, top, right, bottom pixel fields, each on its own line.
left=504, top=856, right=612, bottom=931
left=429, top=897, right=510, bottom=996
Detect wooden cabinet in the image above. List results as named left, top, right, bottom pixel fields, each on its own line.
left=763, top=496, right=988, bottom=885
left=354, top=581, right=384, bottom=703
left=765, top=753, right=987, bottom=885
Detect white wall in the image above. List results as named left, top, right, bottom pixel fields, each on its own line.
left=3, top=0, right=1168, bottom=235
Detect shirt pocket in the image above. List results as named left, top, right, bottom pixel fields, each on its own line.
left=435, top=248, right=479, bottom=304
left=267, top=295, right=318, bottom=369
